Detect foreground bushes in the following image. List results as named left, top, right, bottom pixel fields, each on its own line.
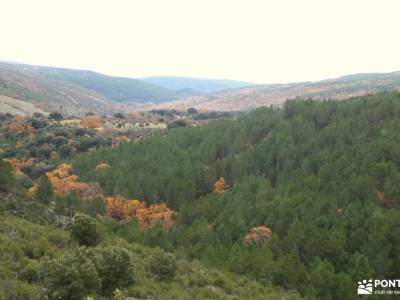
left=39, top=247, right=99, bottom=300
left=40, top=245, right=134, bottom=299
left=148, top=249, right=177, bottom=282
left=70, top=214, right=103, bottom=247
left=90, top=245, right=134, bottom=296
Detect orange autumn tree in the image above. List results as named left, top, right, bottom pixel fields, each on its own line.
left=45, top=163, right=101, bottom=199
left=6, top=158, right=34, bottom=172
left=104, top=196, right=176, bottom=230
left=4, top=116, right=35, bottom=135
left=5, top=158, right=34, bottom=178
left=244, top=143, right=254, bottom=152
left=136, top=203, right=175, bottom=230
left=6, top=121, right=26, bottom=134
left=28, top=185, right=38, bottom=197
left=243, top=226, right=272, bottom=247
left=104, top=196, right=145, bottom=220
left=81, top=116, right=102, bottom=129
left=214, top=177, right=230, bottom=193
left=95, top=163, right=111, bottom=171
left=377, top=191, right=388, bottom=207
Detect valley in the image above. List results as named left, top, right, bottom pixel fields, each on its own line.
left=3, top=62, right=400, bottom=117
left=1, top=90, right=400, bottom=299
left=2, top=1, right=398, bottom=299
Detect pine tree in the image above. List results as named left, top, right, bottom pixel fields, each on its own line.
left=0, top=159, right=15, bottom=191
left=35, top=175, right=54, bottom=205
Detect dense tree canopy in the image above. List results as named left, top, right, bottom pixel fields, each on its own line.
left=74, top=92, right=400, bottom=298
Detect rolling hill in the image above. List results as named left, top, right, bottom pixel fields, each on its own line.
left=142, top=76, right=251, bottom=93
left=0, top=189, right=300, bottom=300
left=27, top=65, right=197, bottom=103
left=0, top=63, right=197, bottom=115
left=152, top=71, right=400, bottom=111
left=74, top=92, right=400, bottom=299
left=3, top=61, right=400, bottom=116
left=0, top=63, right=131, bottom=115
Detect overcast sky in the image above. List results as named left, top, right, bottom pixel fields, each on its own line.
left=1, top=0, right=399, bottom=83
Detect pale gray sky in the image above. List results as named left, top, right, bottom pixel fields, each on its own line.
left=1, top=0, right=400, bottom=83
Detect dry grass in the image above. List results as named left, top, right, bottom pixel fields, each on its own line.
left=0, top=95, right=48, bottom=116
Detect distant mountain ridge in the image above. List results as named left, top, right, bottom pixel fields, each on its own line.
left=152, top=71, right=400, bottom=111
left=27, top=66, right=196, bottom=103
left=142, top=76, right=251, bottom=93
left=2, top=61, right=400, bottom=115
left=0, top=63, right=201, bottom=115
left=0, top=63, right=119, bottom=115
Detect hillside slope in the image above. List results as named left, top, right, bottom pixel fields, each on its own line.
left=0, top=95, right=48, bottom=116
left=28, top=65, right=195, bottom=103
left=0, top=63, right=197, bottom=116
left=142, top=76, right=251, bottom=93
left=0, top=189, right=299, bottom=299
left=74, top=92, right=400, bottom=299
left=0, top=63, right=120, bottom=115
left=153, top=71, right=400, bottom=111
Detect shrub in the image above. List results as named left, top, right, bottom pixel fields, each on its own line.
left=0, top=280, right=42, bottom=300
left=90, top=245, right=134, bottom=296
left=113, top=113, right=125, bottom=119
left=49, top=112, right=63, bottom=120
left=167, top=120, right=187, bottom=129
left=29, top=118, right=47, bottom=129
left=39, top=247, right=100, bottom=300
left=70, top=214, right=103, bottom=247
left=187, top=107, right=198, bottom=115
left=20, top=260, right=40, bottom=283
left=148, top=249, right=177, bottom=282
left=0, top=159, right=15, bottom=191
left=35, top=175, right=54, bottom=205
left=83, top=197, right=107, bottom=217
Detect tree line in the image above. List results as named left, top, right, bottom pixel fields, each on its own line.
left=73, top=92, right=400, bottom=299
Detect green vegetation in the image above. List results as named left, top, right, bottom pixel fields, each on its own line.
left=89, top=245, right=134, bottom=296
left=0, top=206, right=297, bottom=299
left=70, top=214, right=103, bottom=247
left=74, top=92, right=400, bottom=299
left=3, top=91, right=400, bottom=299
left=40, top=247, right=100, bottom=299
left=0, top=159, right=15, bottom=191
left=0, top=63, right=196, bottom=106
left=0, top=63, right=119, bottom=116
left=32, top=67, right=192, bottom=103
left=0, top=159, right=299, bottom=299
left=35, top=175, right=54, bottom=205
left=148, top=249, right=177, bottom=282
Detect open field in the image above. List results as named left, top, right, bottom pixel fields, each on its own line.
left=0, top=95, right=48, bottom=116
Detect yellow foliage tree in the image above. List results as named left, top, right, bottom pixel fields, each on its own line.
left=28, top=185, right=38, bottom=197
left=104, top=196, right=145, bottom=220
left=136, top=203, right=175, bottom=230
left=243, top=226, right=272, bottom=247
left=214, top=177, right=229, bottom=193
left=95, top=163, right=111, bottom=171
left=46, top=163, right=101, bottom=199
left=81, top=116, right=102, bottom=129
left=104, top=196, right=175, bottom=230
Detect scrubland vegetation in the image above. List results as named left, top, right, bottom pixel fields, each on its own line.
left=2, top=92, right=400, bottom=299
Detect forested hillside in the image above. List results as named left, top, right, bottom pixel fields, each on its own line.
left=29, top=66, right=195, bottom=103
left=0, top=160, right=299, bottom=299
left=74, top=92, right=400, bottom=299
left=0, top=63, right=197, bottom=115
